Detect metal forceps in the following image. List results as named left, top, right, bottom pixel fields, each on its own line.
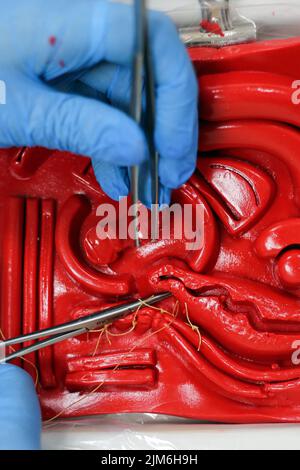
left=130, top=0, right=159, bottom=247
left=0, top=293, right=170, bottom=363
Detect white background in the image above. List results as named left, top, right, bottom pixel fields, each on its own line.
left=119, top=0, right=300, bottom=38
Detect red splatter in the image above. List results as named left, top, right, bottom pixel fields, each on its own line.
left=48, top=36, right=57, bottom=46
left=59, top=60, right=65, bottom=68
left=200, top=20, right=224, bottom=37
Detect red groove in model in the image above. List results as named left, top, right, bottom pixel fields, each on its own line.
left=23, top=199, right=39, bottom=376
left=68, top=349, right=156, bottom=372
left=65, top=369, right=156, bottom=392
left=38, top=199, right=56, bottom=388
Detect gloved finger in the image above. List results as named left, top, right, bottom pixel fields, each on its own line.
left=158, top=110, right=199, bottom=189
left=99, top=4, right=199, bottom=189
left=40, top=1, right=198, bottom=190
left=80, top=62, right=197, bottom=201
left=54, top=77, right=108, bottom=103
left=93, top=161, right=129, bottom=201
left=159, top=152, right=197, bottom=189
left=80, top=63, right=132, bottom=114
left=129, top=160, right=171, bottom=208
left=80, top=57, right=198, bottom=190
left=0, top=77, right=147, bottom=168
left=0, top=365, right=41, bottom=450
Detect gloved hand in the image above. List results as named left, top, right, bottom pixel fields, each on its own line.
left=0, top=0, right=198, bottom=206
left=0, top=365, right=41, bottom=450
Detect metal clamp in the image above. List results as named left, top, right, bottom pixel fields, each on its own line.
left=180, top=0, right=257, bottom=47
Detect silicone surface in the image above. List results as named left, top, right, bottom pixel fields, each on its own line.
left=2, top=38, right=300, bottom=423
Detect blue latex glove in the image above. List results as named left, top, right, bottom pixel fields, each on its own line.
left=0, top=0, right=198, bottom=205
left=0, top=365, right=41, bottom=450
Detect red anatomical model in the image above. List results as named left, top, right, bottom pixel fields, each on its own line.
left=2, top=38, right=300, bottom=423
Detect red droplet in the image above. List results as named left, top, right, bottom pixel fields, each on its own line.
left=200, top=20, right=225, bottom=37
left=59, top=60, right=65, bottom=68
left=48, top=36, right=57, bottom=46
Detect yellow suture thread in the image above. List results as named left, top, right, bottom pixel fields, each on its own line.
left=138, top=296, right=172, bottom=316
left=44, top=365, right=119, bottom=425
left=107, top=317, right=138, bottom=337
left=184, top=302, right=202, bottom=352
left=91, top=328, right=105, bottom=357
left=90, top=304, right=143, bottom=357
left=44, top=302, right=177, bottom=426
left=104, top=325, right=112, bottom=345
left=0, top=327, right=40, bottom=388
left=172, top=300, right=180, bottom=318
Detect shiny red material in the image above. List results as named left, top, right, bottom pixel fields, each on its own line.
left=2, top=38, right=300, bottom=422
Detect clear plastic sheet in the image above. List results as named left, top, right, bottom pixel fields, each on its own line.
left=41, top=0, right=300, bottom=450
left=42, top=415, right=300, bottom=450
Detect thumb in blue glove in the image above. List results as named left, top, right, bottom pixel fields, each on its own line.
left=0, top=0, right=198, bottom=206
left=0, top=365, right=41, bottom=450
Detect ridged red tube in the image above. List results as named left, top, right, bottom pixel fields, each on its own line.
left=1, top=198, right=24, bottom=366
left=23, top=198, right=39, bottom=376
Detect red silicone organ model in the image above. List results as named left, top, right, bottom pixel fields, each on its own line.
left=2, top=38, right=300, bottom=422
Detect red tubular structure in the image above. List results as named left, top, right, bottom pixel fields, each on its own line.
left=38, top=199, right=56, bottom=389
left=0, top=197, right=24, bottom=367
left=2, top=38, right=300, bottom=422
left=23, top=198, right=39, bottom=377
left=199, top=72, right=300, bottom=127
